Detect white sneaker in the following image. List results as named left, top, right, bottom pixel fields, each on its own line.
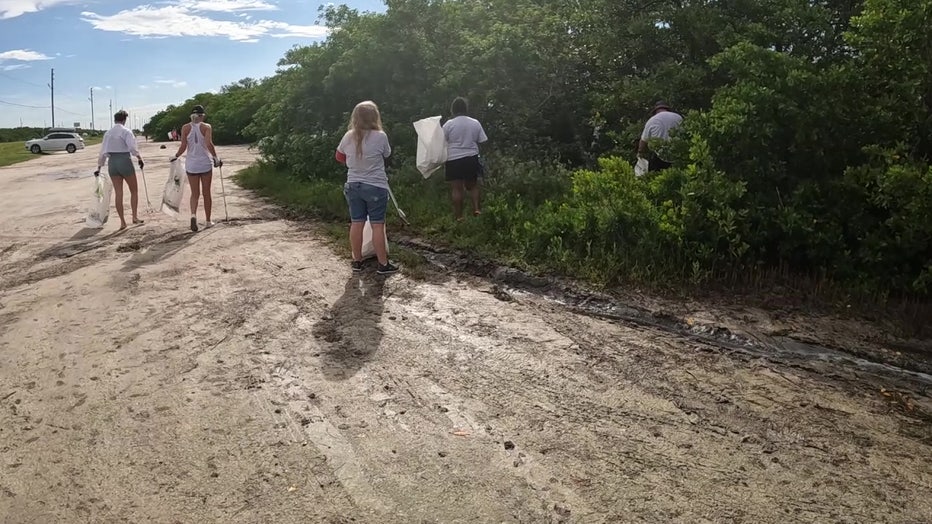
left=205, top=221, right=215, bottom=229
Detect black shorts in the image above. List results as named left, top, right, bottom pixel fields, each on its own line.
left=444, top=155, right=481, bottom=182
left=648, top=154, right=672, bottom=172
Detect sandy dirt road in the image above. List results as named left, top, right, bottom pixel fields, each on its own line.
left=1, top=141, right=930, bottom=523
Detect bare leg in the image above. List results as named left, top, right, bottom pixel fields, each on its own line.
left=371, top=223, right=388, bottom=266
left=200, top=172, right=213, bottom=222
left=465, top=179, right=481, bottom=215
left=110, top=176, right=127, bottom=229
left=349, top=222, right=364, bottom=261
left=450, top=181, right=465, bottom=220
left=188, top=175, right=201, bottom=218
left=125, top=174, right=139, bottom=222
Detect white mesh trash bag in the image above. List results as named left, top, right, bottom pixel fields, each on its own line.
left=413, top=115, right=447, bottom=178
left=161, top=158, right=188, bottom=216
left=85, top=174, right=112, bottom=228
left=360, top=220, right=389, bottom=260
left=635, top=157, right=649, bottom=177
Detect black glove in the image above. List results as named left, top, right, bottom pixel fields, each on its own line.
left=94, top=169, right=100, bottom=177
left=213, top=157, right=223, bottom=168
left=138, top=159, right=145, bottom=169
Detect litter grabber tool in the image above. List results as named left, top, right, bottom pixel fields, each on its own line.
left=216, top=158, right=229, bottom=222
left=138, top=158, right=154, bottom=213
left=388, top=186, right=409, bottom=226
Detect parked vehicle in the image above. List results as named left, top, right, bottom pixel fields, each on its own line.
left=24, top=132, right=85, bottom=154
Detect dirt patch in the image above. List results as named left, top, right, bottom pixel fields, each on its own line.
left=0, top=142, right=929, bottom=523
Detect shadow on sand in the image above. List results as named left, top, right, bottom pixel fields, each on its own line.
left=313, top=273, right=387, bottom=381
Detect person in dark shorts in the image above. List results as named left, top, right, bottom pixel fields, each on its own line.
left=96, top=110, right=144, bottom=230
left=442, top=97, right=488, bottom=220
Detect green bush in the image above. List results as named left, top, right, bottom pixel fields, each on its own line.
left=168, top=0, right=932, bottom=302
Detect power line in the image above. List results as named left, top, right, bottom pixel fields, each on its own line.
left=55, top=105, right=83, bottom=116
left=0, top=99, right=47, bottom=109
left=0, top=71, right=46, bottom=89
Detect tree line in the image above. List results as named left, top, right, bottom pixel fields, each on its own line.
left=144, top=0, right=931, bottom=299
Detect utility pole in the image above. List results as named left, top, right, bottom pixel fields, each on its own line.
left=109, top=99, right=112, bottom=128
left=89, top=87, right=95, bottom=131
left=48, top=68, right=55, bottom=128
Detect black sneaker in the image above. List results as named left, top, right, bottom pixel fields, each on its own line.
left=190, top=217, right=199, bottom=232
left=377, top=262, right=399, bottom=275
left=351, top=260, right=364, bottom=272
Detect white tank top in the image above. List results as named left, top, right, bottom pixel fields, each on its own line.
left=186, top=123, right=213, bottom=173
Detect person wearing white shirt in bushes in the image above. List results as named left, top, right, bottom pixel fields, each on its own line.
left=638, top=101, right=683, bottom=172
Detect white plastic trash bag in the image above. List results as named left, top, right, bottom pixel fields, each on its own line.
left=634, top=157, right=649, bottom=177
left=361, top=221, right=389, bottom=260
left=161, top=158, right=188, bottom=216
left=413, top=115, right=447, bottom=178
left=85, top=174, right=112, bottom=228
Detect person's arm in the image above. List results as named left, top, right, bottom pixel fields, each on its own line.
left=336, top=134, right=348, bottom=164
left=382, top=133, right=392, bottom=159
left=638, top=139, right=649, bottom=157
left=97, top=134, right=108, bottom=172
left=127, top=128, right=143, bottom=168
left=477, top=123, right=488, bottom=144
left=172, top=124, right=189, bottom=160
left=638, top=123, right=653, bottom=158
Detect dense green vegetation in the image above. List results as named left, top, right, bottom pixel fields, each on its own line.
left=142, top=79, right=263, bottom=145
left=149, top=0, right=932, bottom=299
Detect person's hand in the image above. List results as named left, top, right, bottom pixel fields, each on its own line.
left=169, top=156, right=178, bottom=162
left=94, top=169, right=100, bottom=177
left=213, top=157, right=223, bottom=168
left=138, top=159, right=145, bottom=169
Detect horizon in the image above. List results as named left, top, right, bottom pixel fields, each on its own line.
left=0, top=0, right=385, bottom=130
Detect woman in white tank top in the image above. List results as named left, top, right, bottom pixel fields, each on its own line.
left=171, top=104, right=222, bottom=232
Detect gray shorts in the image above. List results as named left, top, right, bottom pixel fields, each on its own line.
left=108, top=153, right=136, bottom=178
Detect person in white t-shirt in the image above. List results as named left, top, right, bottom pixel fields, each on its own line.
left=442, top=97, right=488, bottom=220
left=96, top=110, right=145, bottom=230
left=638, top=101, right=683, bottom=172
left=335, top=101, right=398, bottom=275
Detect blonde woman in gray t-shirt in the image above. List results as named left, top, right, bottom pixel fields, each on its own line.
left=335, top=101, right=398, bottom=275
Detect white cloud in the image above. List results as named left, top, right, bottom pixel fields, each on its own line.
left=155, top=79, right=188, bottom=88
left=80, top=2, right=327, bottom=42
left=258, top=20, right=329, bottom=38
left=0, top=0, right=80, bottom=19
left=179, top=0, right=277, bottom=11
left=2, top=64, right=30, bottom=71
left=0, top=49, right=53, bottom=61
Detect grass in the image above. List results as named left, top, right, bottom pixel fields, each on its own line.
left=234, top=162, right=932, bottom=338
left=0, top=136, right=103, bottom=168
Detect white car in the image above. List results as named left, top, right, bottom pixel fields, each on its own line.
left=24, top=132, right=85, bottom=154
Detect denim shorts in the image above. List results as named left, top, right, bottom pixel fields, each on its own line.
left=344, top=182, right=388, bottom=224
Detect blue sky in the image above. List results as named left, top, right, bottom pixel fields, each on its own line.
left=0, top=0, right=385, bottom=129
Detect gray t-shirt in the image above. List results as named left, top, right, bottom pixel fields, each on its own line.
left=443, top=116, right=488, bottom=161
left=338, top=130, right=392, bottom=189
left=641, top=111, right=683, bottom=141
